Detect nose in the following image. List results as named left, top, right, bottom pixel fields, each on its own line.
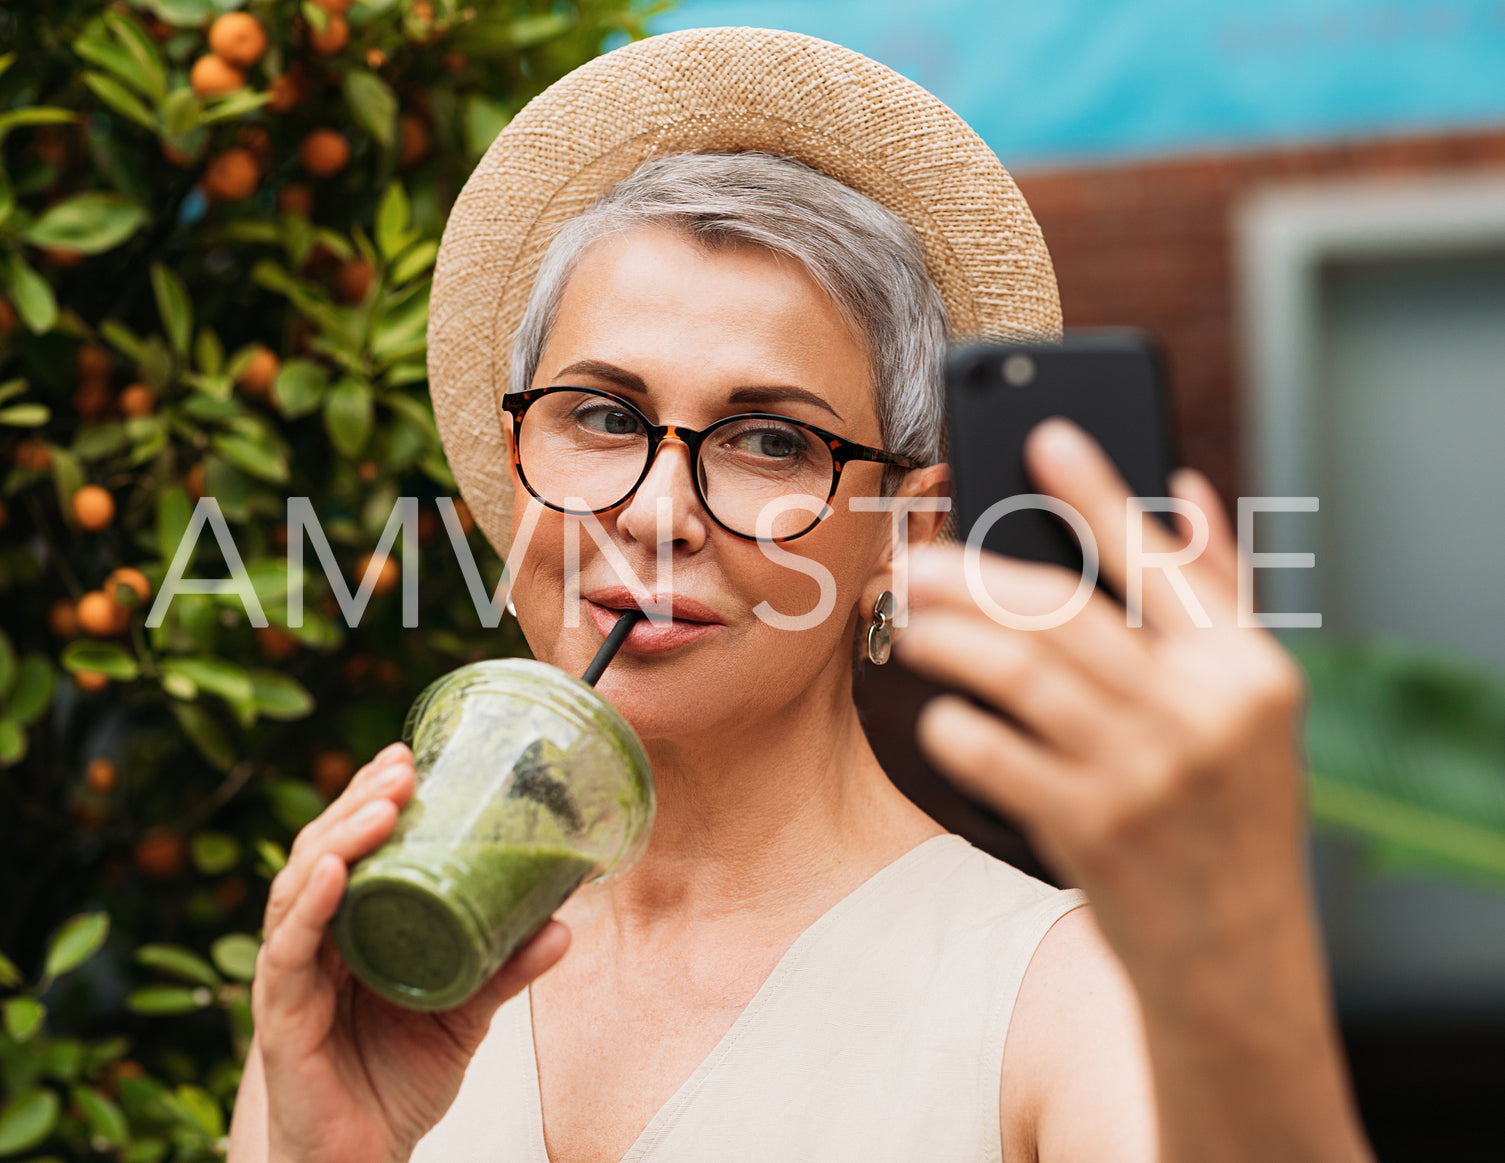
left=615, top=433, right=709, bottom=552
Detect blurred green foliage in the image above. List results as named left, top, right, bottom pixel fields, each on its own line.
left=0, top=0, right=659, bottom=1155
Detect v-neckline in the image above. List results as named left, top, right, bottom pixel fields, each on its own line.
left=519, top=833, right=959, bottom=1163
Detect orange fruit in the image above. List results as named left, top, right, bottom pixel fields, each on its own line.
left=118, top=383, right=155, bottom=417
left=298, top=128, right=350, bottom=177
left=341, top=653, right=374, bottom=683
left=417, top=508, right=439, bottom=544
left=86, top=758, right=119, bottom=794
left=133, top=828, right=186, bottom=879
left=357, top=460, right=379, bottom=483
left=78, top=344, right=112, bottom=380
left=74, top=380, right=113, bottom=422
left=72, top=485, right=116, bottom=531
left=45, top=247, right=84, bottom=268
left=443, top=51, right=469, bottom=74
left=313, top=749, right=356, bottom=797
left=398, top=114, right=430, bottom=168
left=74, top=669, right=111, bottom=692
left=14, top=438, right=52, bottom=473
left=0, top=498, right=7, bottom=530
left=453, top=498, right=475, bottom=534
left=238, top=345, right=280, bottom=396
left=365, top=47, right=387, bottom=69
left=256, top=625, right=299, bottom=662
left=265, top=68, right=306, bottom=114
left=76, top=590, right=127, bottom=637
left=412, top=1, right=435, bottom=20
left=190, top=54, right=246, bottom=97
left=161, top=140, right=198, bottom=167
left=270, top=522, right=289, bottom=551
left=0, top=298, right=17, bottom=338
left=185, top=462, right=206, bottom=501
left=48, top=598, right=79, bottom=639
left=374, top=658, right=403, bottom=687
left=238, top=124, right=273, bottom=167
left=208, top=12, right=268, bottom=68
left=357, top=551, right=400, bottom=597
left=215, top=876, right=248, bottom=911
left=307, top=13, right=349, bottom=55
left=276, top=183, right=313, bottom=217
left=106, top=567, right=151, bottom=606
left=334, top=257, right=374, bottom=303
left=311, top=0, right=352, bottom=11
left=202, top=147, right=260, bottom=201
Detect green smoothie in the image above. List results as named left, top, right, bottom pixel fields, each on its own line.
left=334, top=658, right=653, bottom=1011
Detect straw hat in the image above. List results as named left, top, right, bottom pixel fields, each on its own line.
left=427, top=25, right=1061, bottom=554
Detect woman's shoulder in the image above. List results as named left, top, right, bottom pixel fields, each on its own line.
left=894, top=832, right=1087, bottom=935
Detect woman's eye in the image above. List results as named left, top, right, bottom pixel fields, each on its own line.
left=731, top=428, right=804, bottom=458
left=576, top=406, right=641, bottom=436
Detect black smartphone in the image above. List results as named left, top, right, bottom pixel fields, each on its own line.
left=945, top=330, right=1175, bottom=570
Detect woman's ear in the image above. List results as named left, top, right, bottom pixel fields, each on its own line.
left=897, top=462, right=953, bottom=552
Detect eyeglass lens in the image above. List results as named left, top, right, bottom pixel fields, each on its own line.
left=516, top=389, right=835, bottom=539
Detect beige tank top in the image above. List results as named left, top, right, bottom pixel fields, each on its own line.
left=413, top=833, right=1087, bottom=1163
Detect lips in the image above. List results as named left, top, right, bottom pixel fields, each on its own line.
left=582, top=586, right=724, bottom=654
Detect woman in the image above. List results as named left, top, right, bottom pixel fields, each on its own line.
left=229, top=29, right=1373, bottom=1163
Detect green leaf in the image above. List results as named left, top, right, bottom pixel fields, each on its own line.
left=99, top=318, right=145, bottom=359
left=343, top=70, right=398, bottom=151
left=137, top=0, right=215, bottom=28
left=8, top=656, right=55, bottom=726
left=249, top=671, right=315, bottom=721
left=0, top=950, right=22, bottom=990
left=507, top=12, right=574, bottom=46
left=61, top=642, right=139, bottom=682
left=1, top=252, right=59, bottom=334
left=0, top=404, right=50, bottom=427
left=81, top=71, right=159, bottom=133
left=150, top=263, right=192, bottom=358
left=323, top=377, right=373, bottom=457
left=49, top=448, right=84, bottom=525
left=266, top=779, right=324, bottom=830
left=464, top=94, right=512, bottom=158
left=169, top=700, right=234, bottom=772
left=189, top=831, right=240, bottom=876
left=23, top=194, right=148, bottom=255
left=0, top=1088, right=60, bottom=1156
left=0, top=630, right=12, bottom=698
left=43, top=913, right=110, bottom=981
left=253, top=838, right=287, bottom=876
left=210, top=933, right=259, bottom=982
left=156, top=485, right=191, bottom=570
left=125, top=985, right=210, bottom=1015
left=161, top=87, right=200, bottom=138
left=210, top=431, right=289, bottom=484
left=201, top=89, right=272, bottom=124
left=1, top=997, right=45, bottom=1042
left=103, top=10, right=169, bottom=101
left=174, top=1084, right=224, bottom=1138
left=136, top=943, right=221, bottom=989
left=0, top=718, right=25, bottom=766
left=194, top=327, right=224, bottom=376
left=0, top=106, right=76, bottom=142
left=272, top=359, right=328, bottom=419
left=389, top=239, right=439, bottom=286
left=72, top=1085, right=129, bottom=1149
left=375, top=183, right=414, bottom=261
left=0, top=379, right=27, bottom=406
left=72, top=422, right=128, bottom=461
left=159, top=657, right=254, bottom=706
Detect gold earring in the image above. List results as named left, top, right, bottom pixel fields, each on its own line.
left=867, top=590, right=894, bottom=665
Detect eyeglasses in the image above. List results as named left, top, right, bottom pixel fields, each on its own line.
left=501, top=386, right=920, bottom=541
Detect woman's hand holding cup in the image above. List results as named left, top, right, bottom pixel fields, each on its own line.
left=231, top=743, right=570, bottom=1163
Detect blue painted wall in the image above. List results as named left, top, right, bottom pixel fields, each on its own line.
left=653, top=0, right=1505, bottom=165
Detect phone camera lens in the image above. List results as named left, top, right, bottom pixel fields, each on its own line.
left=1002, top=354, right=1036, bottom=387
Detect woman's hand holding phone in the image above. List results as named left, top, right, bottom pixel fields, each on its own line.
left=899, top=419, right=1373, bottom=1163
left=227, top=744, right=570, bottom=1163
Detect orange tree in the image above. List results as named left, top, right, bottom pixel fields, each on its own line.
left=0, top=0, right=658, bottom=1155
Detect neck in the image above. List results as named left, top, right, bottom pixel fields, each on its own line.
left=583, top=653, right=942, bottom=940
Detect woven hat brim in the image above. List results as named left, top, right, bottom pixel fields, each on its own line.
left=427, top=26, right=1062, bottom=556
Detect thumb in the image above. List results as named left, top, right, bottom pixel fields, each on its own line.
left=441, top=920, right=572, bottom=1048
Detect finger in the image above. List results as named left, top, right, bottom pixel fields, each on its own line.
left=1024, top=419, right=1213, bottom=632
left=1169, top=468, right=1238, bottom=597
left=255, top=853, right=346, bottom=1039
left=898, top=611, right=1128, bottom=755
left=441, top=921, right=572, bottom=1046
left=906, top=546, right=1153, bottom=698
left=265, top=783, right=407, bottom=938
left=295, top=742, right=413, bottom=854
left=916, top=694, right=1078, bottom=827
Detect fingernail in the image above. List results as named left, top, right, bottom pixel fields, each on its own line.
left=372, top=763, right=409, bottom=792
left=1033, top=418, right=1090, bottom=466
left=354, top=800, right=390, bottom=829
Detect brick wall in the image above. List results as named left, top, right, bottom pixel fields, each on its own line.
left=1011, top=126, right=1505, bottom=504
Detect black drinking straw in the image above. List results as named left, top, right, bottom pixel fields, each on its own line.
left=582, top=608, right=645, bottom=686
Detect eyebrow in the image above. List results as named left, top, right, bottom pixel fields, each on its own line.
left=552, top=359, right=845, bottom=423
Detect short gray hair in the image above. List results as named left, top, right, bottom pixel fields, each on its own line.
left=510, top=152, right=949, bottom=482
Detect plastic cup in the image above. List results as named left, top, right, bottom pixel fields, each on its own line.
left=334, top=658, right=653, bottom=1010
